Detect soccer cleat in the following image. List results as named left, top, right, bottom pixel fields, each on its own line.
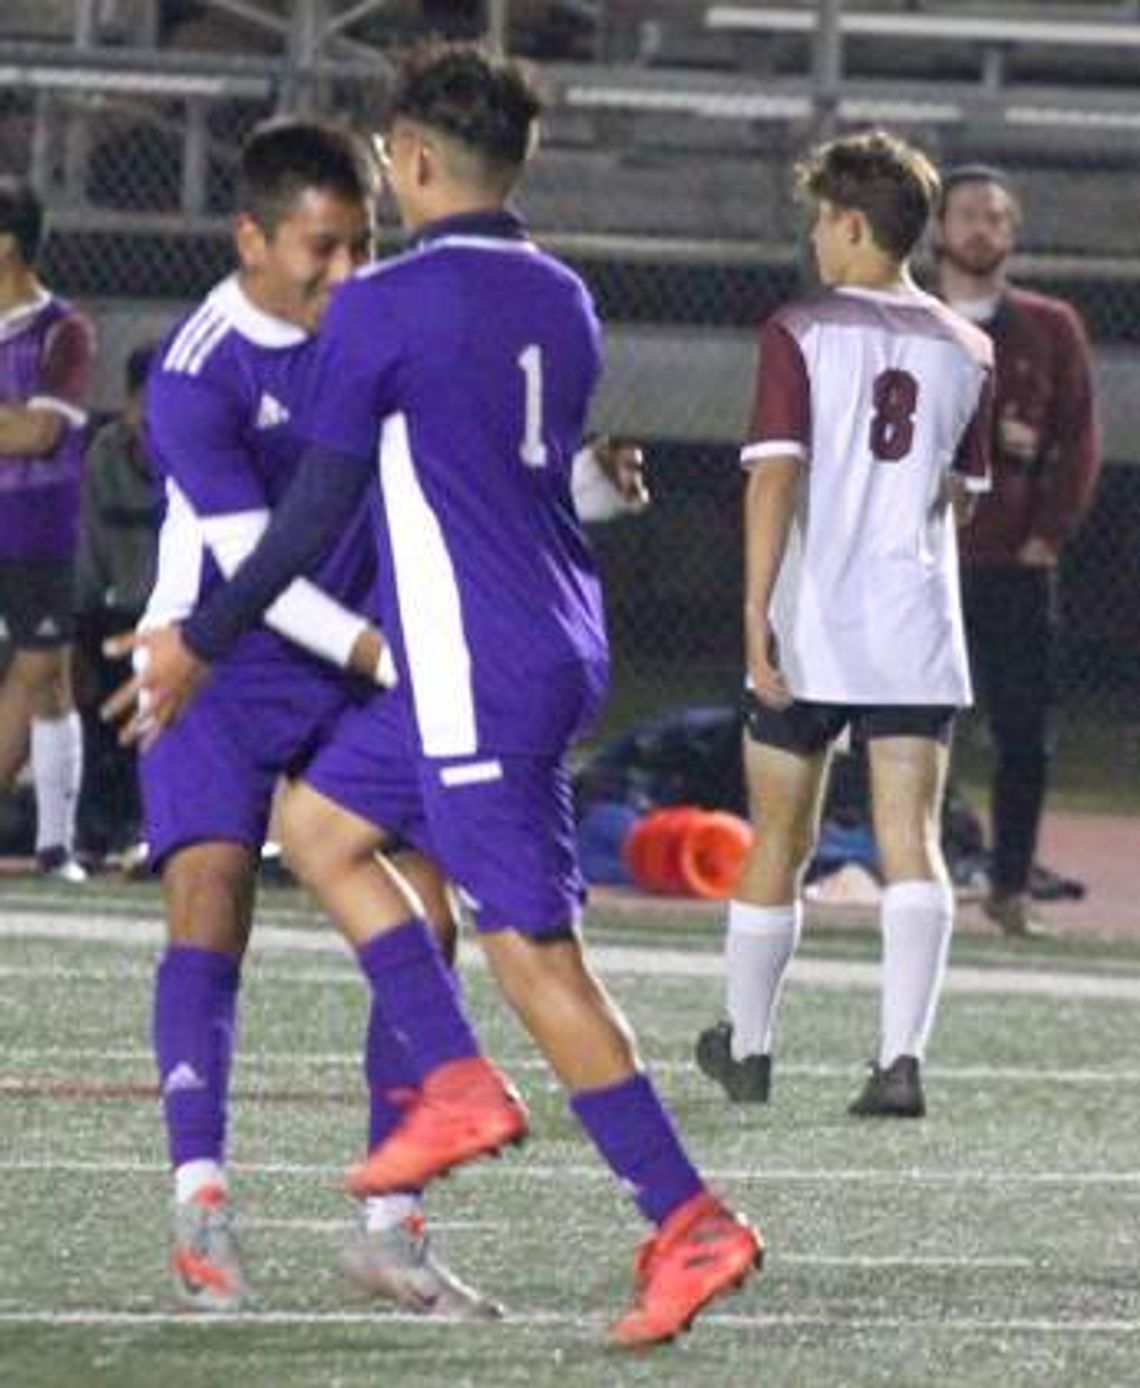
left=346, top=1057, right=528, bottom=1197
left=611, top=1190, right=763, bottom=1348
left=171, top=1184, right=247, bottom=1311
left=983, top=891, right=1053, bottom=940
left=695, top=1021, right=771, bottom=1103
left=848, top=1055, right=925, bottom=1118
left=37, top=846, right=87, bottom=884
left=343, top=1213, right=502, bottom=1319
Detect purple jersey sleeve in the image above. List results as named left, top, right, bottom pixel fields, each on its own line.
left=298, top=277, right=403, bottom=462
left=147, top=370, right=268, bottom=515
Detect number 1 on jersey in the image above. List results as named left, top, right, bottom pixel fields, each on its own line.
left=518, top=343, right=548, bottom=468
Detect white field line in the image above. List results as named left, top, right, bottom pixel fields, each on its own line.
left=3, top=1157, right=1140, bottom=1186
left=240, top=1219, right=1035, bottom=1268
left=0, top=1310, right=1137, bottom=1334
left=3, top=910, right=1140, bottom=1001
left=6, top=1047, right=1140, bottom=1087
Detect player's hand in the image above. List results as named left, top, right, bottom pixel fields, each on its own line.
left=101, top=625, right=209, bottom=747
left=998, top=411, right=1040, bottom=462
left=1017, top=536, right=1059, bottom=568
left=347, top=625, right=398, bottom=688
left=746, top=618, right=793, bottom=710
left=592, top=437, right=649, bottom=511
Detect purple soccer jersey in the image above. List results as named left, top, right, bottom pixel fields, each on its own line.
left=299, top=212, right=610, bottom=759
left=145, top=276, right=377, bottom=675
left=0, top=292, right=93, bottom=560
left=142, top=276, right=376, bottom=864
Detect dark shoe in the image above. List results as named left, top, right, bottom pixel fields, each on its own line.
left=695, top=1022, right=771, bottom=1103
left=848, top=1055, right=925, bottom=1118
left=37, top=845, right=87, bottom=884
left=983, top=891, right=1054, bottom=940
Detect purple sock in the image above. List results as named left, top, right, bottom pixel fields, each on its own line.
left=153, top=946, right=241, bottom=1169
left=356, top=920, right=480, bottom=1083
left=571, top=1072, right=705, bottom=1227
left=364, top=996, right=419, bottom=1153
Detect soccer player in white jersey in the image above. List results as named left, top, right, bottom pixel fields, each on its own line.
left=696, top=129, right=993, bottom=1118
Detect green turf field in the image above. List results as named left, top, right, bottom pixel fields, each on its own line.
left=2, top=886, right=1139, bottom=1386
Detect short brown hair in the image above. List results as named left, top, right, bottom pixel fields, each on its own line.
left=795, top=129, right=941, bottom=261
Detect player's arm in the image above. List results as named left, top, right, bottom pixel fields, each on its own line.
left=197, top=507, right=392, bottom=683
left=572, top=437, right=649, bottom=520
left=1024, top=304, right=1101, bottom=561
left=739, top=316, right=810, bottom=708
left=0, top=312, right=93, bottom=457
left=112, top=283, right=394, bottom=738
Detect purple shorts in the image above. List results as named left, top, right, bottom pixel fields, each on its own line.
left=303, top=692, right=586, bottom=937
left=141, top=669, right=350, bottom=869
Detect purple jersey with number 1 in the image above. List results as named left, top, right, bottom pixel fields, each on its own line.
left=298, top=211, right=609, bottom=933
left=299, top=212, right=609, bottom=760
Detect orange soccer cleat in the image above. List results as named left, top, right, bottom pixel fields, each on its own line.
left=611, top=1190, right=763, bottom=1348
left=346, top=1056, right=528, bottom=1197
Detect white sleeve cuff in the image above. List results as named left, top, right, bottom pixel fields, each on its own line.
left=198, top=508, right=369, bottom=670
left=26, top=394, right=87, bottom=429
left=571, top=445, right=632, bottom=523
left=740, top=439, right=807, bottom=469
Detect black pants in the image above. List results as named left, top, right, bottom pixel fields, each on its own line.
left=74, top=607, right=143, bottom=855
left=961, top=565, right=1055, bottom=896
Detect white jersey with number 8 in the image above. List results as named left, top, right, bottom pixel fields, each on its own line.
left=743, top=283, right=993, bottom=706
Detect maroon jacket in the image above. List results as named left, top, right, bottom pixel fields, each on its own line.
left=959, top=285, right=1100, bottom=566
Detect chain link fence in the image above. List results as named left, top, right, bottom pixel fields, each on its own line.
left=2, top=2, right=1138, bottom=807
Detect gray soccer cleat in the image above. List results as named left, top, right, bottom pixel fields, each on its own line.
left=171, top=1185, right=248, bottom=1311
left=343, top=1215, right=502, bottom=1319
left=848, top=1055, right=926, bottom=1118
left=695, top=1021, right=772, bottom=1103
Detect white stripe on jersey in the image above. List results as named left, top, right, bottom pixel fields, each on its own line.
left=357, top=235, right=540, bottom=282
left=439, top=760, right=504, bottom=788
left=180, top=316, right=231, bottom=377
left=164, top=304, right=221, bottom=373
left=379, top=412, right=477, bottom=758
left=139, top=481, right=205, bottom=630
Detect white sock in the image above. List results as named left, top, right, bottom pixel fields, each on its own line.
left=364, top=1193, right=423, bottom=1233
left=879, top=879, right=954, bottom=1067
left=725, top=900, right=802, bottom=1058
left=31, top=712, right=83, bottom=854
left=174, top=1158, right=227, bottom=1204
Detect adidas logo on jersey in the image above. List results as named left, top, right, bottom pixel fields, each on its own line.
left=34, top=616, right=59, bottom=638
left=255, top=393, right=290, bottom=430
left=163, top=1062, right=206, bottom=1096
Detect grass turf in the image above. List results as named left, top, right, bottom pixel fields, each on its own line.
left=2, top=893, right=1140, bottom=1386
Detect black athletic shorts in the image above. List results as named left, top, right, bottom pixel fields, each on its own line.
left=742, top=689, right=956, bottom=756
left=0, top=558, right=77, bottom=649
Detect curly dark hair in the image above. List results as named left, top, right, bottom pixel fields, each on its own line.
left=795, top=128, right=941, bottom=261
left=388, top=42, right=542, bottom=172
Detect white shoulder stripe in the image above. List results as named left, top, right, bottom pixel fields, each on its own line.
left=181, top=315, right=231, bottom=377
left=164, top=305, right=220, bottom=372
left=357, top=236, right=539, bottom=283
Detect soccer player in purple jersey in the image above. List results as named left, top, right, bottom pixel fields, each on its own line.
left=131, top=120, right=496, bottom=1316
left=119, top=43, right=761, bottom=1346
left=0, top=178, right=93, bottom=882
